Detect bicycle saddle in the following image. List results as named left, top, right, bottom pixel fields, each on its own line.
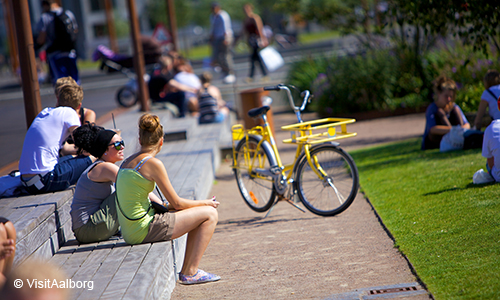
left=248, top=106, right=270, bottom=118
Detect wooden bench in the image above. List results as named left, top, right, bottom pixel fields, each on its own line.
left=0, top=109, right=233, bottom=299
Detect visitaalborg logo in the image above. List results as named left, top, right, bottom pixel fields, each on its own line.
left=14, top=278, right=94, bottom=290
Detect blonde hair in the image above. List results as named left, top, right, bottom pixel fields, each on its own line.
left=139, top=113, right=163, bottom=147
left=483, top=70, right=500, bottom=89
left=54, top=76, right=77, bottom=97
left=200, top=72, right=213, bottom=85
left=55, top=77, right=83, bottom=110
left=433, top=75, right=457, bottom=100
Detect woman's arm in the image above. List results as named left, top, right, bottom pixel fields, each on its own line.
left=473, top=100, right=489, bottom=130
left=429, top=125, right=452, bottom=136
left=88, top=162, right=119, bottom=183
left=254, top=15, right=268, bottom=47
left=144, top=158, right=219, bottom=210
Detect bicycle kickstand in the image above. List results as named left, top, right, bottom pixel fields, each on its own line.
left=278, top=195, right=306, bottom=213
left=263, top=198, right=279, bottom=219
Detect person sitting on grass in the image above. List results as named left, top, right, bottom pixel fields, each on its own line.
left=19, top=78, right=95, bottom=195
left=115, top=113, right=220, bottom=285
left=473, top=70, right=500, bottom=130
left=422, top=75, right=470, bottom=150
left=474, top=97, right=500, bottom=184
left=0, top=218, right=15, bottom=287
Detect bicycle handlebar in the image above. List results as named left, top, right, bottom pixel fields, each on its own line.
left=263, top=84, right=311, bottom=122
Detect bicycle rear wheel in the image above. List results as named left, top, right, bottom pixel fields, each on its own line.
left=116, top=86, right=138, bottom=107
left=234, top=136, right=277, bottom=212
left=295, top=144, right=359, bottom=216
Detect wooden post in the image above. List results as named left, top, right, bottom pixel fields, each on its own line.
left=104, top=0, right=119, bottom=53
left=3, top=0, right=19, bottom=74
left=126, top=0, right=150, bottom=112
left=165, top=0, right=178, bottom=51
left=10, top=0, right=42, bottom=128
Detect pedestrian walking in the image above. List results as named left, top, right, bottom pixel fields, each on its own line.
left=242, top=3, right=269, bottom=82
left=36, top=0, right=79, bottom=84
left=210, top=2, right=235, bottom=84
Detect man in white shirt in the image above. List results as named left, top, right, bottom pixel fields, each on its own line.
left=210, top=2, right=235, bottom=84
left=19, top=78, right=94, bottom=194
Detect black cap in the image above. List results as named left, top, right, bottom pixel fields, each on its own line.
left=211, top=2, right=220, bottom=8
left=89, top=129, right=116, bottom=158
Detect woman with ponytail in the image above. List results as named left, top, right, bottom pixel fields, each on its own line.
left=115, top=113, right=221, bottom=285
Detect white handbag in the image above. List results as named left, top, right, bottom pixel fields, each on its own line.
left=440, top=125, right=465, bottom=152
left=259, top=46, right=284, bottom=72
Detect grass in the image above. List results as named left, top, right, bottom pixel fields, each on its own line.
left=77, top=60, right=100, bottom=71
left=297, top=30, right=340, bottom=44
left=349, top=138, right=500, bottom=300
left=180, top=29, right=340, bottom=60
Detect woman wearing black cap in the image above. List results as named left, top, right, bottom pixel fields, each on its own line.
left=70, top=124, right=124, bottom=243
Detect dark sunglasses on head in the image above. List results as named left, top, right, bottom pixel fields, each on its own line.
left=109, top=140, right=125, bottom=150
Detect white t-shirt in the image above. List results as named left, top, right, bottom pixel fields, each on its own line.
left=482, top=119, right=500, bottom=181
left=174, top=72, right=201, bottom=98
left=19, top=107, right=80, bottom=174
left=480, top=84, right=500, bottom=120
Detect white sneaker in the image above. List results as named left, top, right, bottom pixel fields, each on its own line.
left=473, top=169, right=495, bottom=184
left=223, top=74, right=236, bottom=84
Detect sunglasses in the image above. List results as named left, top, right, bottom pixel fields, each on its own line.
left=109, top=140, right=125, bottom=150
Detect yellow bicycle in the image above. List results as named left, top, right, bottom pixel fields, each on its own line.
left=232, top=84, right=359, bottom=217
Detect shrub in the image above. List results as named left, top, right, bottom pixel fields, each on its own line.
left=288, top=39, right=499, bottom=116
left=288, top=49, right=429, bottom=116
left=455, top=83, right=484, bottom=113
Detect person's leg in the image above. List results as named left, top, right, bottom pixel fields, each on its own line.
left=160, top=91, right=187, bottom=117
left=248, top=46, right=257, bottom=78
left=171, top=206, right=218, bottom=276
left=0, top=219, right=16, bottom=282
left=427, top=108, right=452, bottom=146
left=44, top=156, right=93, bottom=193
left=218, top=40, right=230, bottom=76
left=255, top=47, right=267, bottom=77
left=448, top=105, right=466, bottom=127
left=73, top=193, right=119, bottom=243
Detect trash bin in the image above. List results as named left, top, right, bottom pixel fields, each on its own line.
left=239, top=87, right=276, bottom=136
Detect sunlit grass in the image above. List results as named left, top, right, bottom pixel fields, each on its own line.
left=350, top=138, right=500, bottom=299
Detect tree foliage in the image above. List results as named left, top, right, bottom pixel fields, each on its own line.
left=275, top=0, right=500, bottom=56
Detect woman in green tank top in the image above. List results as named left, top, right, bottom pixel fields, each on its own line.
left=116, top=113, right=221, bottom=285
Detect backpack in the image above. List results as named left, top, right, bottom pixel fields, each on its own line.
left=46, top=10, right=77, bottom=53
left=198, top=88, right=219, bottom=123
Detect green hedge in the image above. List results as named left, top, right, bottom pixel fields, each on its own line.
left=288, top=41, right=500, bottom=116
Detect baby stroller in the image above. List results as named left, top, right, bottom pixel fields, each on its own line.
left=92, top=42, right=161, bottom=108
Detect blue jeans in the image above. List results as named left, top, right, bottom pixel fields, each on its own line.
left=48, top=51, right=79, bottom=85
left=157, top=91, right=187, bottom=117
left=199, top=111, right=225, bottom=124
left=24, top=155, right=92, bottom=195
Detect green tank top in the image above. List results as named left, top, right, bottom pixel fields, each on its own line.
left=115, top=157, right=155, bottom=244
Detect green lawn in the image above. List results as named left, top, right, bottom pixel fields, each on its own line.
left=350, top=138, right=500, bottom=300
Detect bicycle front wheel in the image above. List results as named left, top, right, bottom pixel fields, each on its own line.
left=116, top=86, right=138, bottom=107
left=234, top=136, right=277, bottom=212
left=295, top=144, right=359, bottom=216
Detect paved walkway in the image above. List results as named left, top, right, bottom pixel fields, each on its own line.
left=171, top=112, right=431, bottom=300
